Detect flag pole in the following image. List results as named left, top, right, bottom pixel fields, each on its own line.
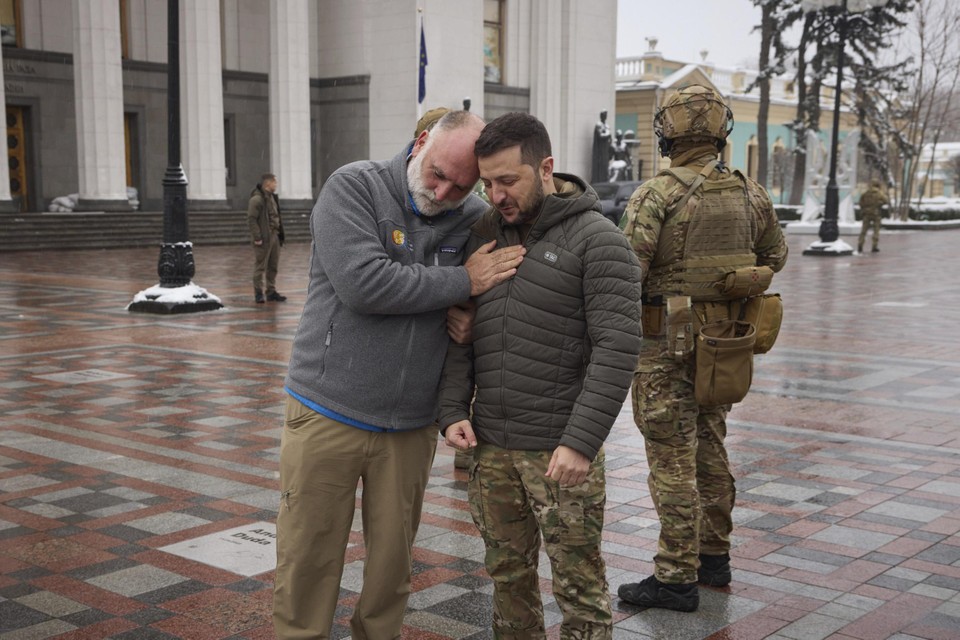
left=417, top=7, right=424, bottom=119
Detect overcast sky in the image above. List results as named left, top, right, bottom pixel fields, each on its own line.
left=616, top=0, right=767, bottom=69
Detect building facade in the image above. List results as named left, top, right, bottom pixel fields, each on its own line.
left=914, top=142, right=960, bottom=199
left=614, top=40, right=859, bottom=204
left=1, top=0, right=616, bottom=213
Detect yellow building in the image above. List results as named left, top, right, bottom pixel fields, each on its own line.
left=614, top=40, right=858, bottom=202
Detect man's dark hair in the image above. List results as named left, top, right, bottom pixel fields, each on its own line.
left=474, top=112, right=552, bottom=167
left=261, top=173, right=277, bottom=183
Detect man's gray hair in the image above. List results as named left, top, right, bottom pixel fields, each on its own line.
left=433, top=110, right=485, bottom=135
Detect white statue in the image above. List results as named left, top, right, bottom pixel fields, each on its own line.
left=801, top=130, right=828, bottom=222
left=836, top=129, right=860, bottom=224
left=800, top=128, right=860, bottom=224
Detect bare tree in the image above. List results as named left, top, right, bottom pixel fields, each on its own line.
left=789, top=10, right=818, bottom=205
left=756, top=1, right=776, bottom=187
left=897, top=0, right=960, bottom=218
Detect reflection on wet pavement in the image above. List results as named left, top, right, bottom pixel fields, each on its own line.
left=1, top=231, right=959, bottom=639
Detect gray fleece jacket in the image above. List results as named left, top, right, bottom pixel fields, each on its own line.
left=284, top=144, right=487, bottom=430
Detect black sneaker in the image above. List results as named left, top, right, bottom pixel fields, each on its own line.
left=871, top=247, right=880, bottom=253
left=617, top=576, right=698, bottom=612
left=266, top=292, right=287, bottom=302
left=698, top=553, right=731, bottom=587
left=255, top=292, right=265, bottom=304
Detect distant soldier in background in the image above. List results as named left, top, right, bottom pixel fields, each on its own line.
left=247, top=173, right=286, bottom=304
left=858, top=180, right=889, bottom=254
left=617, top=85, right=788, bottom=612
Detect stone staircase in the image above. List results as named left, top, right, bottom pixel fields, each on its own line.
left=0, top=209, right=314, bottom=251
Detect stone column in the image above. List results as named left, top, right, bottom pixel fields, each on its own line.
left=73, top=0, right=131, bottom=211
left=0, top=43, right=17, bottom=212
left=529, top=0, right=563, bottom=148
left=181, top=0, right=228, bottom=210
left=269, top=0, right=313, bottom=209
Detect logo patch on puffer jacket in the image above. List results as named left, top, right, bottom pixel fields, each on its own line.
left=544, top=251, right=558, bottom=263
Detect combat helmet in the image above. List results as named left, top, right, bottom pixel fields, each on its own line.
left=654, top=84, right=733, bottom=156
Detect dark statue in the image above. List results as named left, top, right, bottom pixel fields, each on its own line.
left=591, top=110, right=612, bottom=183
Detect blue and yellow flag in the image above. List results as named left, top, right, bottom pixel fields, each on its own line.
left=418, top=18, right=427, bottom=104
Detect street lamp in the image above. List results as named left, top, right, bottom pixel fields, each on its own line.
left=128, top=0, right=222, bottom=313
left=801, top=0, right=886, bottom=256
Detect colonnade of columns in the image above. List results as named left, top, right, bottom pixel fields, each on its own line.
left=0, top=0, right=315, bottom=212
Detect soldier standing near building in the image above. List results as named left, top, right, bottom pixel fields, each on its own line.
left=247, top=173, right=286, bottom=304
left=858, top=180, right=889, bottom=254
left=617, top=85, right=788, bottom=612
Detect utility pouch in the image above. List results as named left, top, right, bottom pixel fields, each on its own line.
left=665, top=296, right=694, bottom=361
left=717, top=266, right=774, bottom=298
left=741, top=293, right=783, bottom=354
left=641, top=304, right=665, bottom=337
left=695, top=320, right=756, bottom=407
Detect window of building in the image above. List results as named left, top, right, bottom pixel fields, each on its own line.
left=483, top=0, right=503, bottom=84
left=224, top=115, right=236, bottom=186
left=0, top=0, right=22, bottom=48
left=747, top=135, right=759, bottom=180
left=120, top=0, right=129, bottom=59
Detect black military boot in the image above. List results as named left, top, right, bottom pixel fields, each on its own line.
left=266, top=292, right=287, bottom=302
left=254, top=290, right=265, bottom=304
left=698, top=553, right=731, bottom=587
left=617, top=576, right=698, bottom=612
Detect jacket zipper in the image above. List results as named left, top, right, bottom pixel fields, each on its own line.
left=499, top=232, right=529, bottom=448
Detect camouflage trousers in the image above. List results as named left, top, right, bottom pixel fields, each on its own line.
left=632, top=338, right=736, bottom=584
left=858, top=212, right=881, bottom=251
left=468, top=444, right=612, bottom=639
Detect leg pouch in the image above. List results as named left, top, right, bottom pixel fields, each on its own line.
left=695, top=320, right=756, bottom=407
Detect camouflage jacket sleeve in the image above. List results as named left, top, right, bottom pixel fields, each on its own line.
left=619, top=179, right=672, bottom=277
left=746, top=178, right=789, bottom=273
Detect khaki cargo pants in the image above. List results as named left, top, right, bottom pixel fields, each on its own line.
left=273, top=397, right=437, bottom=639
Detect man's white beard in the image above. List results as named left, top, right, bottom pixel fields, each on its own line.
left=407, top=142, right=470, bottom=216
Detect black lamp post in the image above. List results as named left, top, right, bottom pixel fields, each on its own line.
left=129, top=0, right=222, bottom=313
left=801, top=0, right=889, bottom=255
left=821, top=2, right=848, bottom=244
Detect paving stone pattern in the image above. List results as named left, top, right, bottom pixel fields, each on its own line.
left=1, top=231, right=959, bottom=639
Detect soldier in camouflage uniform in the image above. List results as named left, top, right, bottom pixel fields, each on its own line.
left=857, top=180, right=889, bottom=254
left=438, top=113, right=642, bottom=638
left=617, top=85, right=788, bottom=612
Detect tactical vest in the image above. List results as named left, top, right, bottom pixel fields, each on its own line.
left=645, top=160, right=758, bottom=302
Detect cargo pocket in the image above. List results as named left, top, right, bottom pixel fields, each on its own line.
left=632, top=373, right=680, bottom=441
left=556, top=454, right=606, bottom=547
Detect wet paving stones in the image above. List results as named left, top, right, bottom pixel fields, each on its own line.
left=2, top=233, right=960, bottom=638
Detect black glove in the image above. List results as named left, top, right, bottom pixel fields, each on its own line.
left=278, top=226, right=285, bottom=247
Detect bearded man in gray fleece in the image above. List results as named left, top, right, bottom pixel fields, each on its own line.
left=275, top=110, right=525, bottom=640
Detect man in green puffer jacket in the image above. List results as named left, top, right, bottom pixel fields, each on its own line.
left=438, top=112, right=642, bottom=639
